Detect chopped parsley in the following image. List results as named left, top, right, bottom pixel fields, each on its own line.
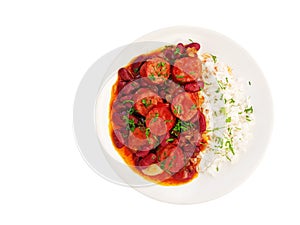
left=211, top=54, right=217, bottom=63
left=122, top=99, right=134, bottom=104
left=248, top=81, right=252, bottom=86
left=229, top=98, right=235, bottom=104
left=157, top=62, right=166, bottom=68
left=219, top=107, right=226, bottom=115
left=173, top=105, right=183, bottom=114
left=188, top=38, right=193, bottom=43
left=206, top=127, right=226, bottom=132
left=151, top=113, right=159, bottom=123
left=244, top=106, right=253, bottom=113
left=128, top=107, right=135, bottom=115
left=133, top=68, right=139, bottom=73
left=190, top=104, right=197, bottom=110
left=166, top=138, right=174, bottom=143
left=217, top=80, right=226, bottom=90
left=225, top=140, right=235, bottom=155
left=122, top=116, right=135, bottom=132
left=145, top=128, right=150, bottom=138
left=176, top=75, right=184, bottom=79
left=172, top=120, right=194, bottom=134
left=246, top=115, right=252, bottom=122
left=226, top=117, right=232, bottom=123
left=148, top=74, right=156, bottom=81
left=142, top=99, right=151, bottom=107
left=174, top=47, right=180, bottom=55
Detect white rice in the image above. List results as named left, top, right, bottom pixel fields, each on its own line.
left=198, top=53, right=254, bottom=175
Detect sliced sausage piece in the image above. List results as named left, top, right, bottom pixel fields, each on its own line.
left=157, top=144, right=185, bottom=173
left=172, top=57, right=202, bottom=83
left=140, top=57, right=170, bottom=84
left=145, top=104, right=176, bottom=136
left=127, top=127, right=156, bottom=152
left=133, top=88, right=163, bottom=116
left=171, top=92, right=198, bottom=121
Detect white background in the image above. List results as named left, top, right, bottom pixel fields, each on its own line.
left=0, top=0, right=299, bottom=224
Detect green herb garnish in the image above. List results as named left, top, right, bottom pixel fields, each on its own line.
left=145, top=128, right=150, bottom=138
left=151, top=113, right=159, bottom=123
left=220, top=107, right=226, bottom=115
left=206, top=127, right=226, bottom=132
left=173, top=105, right=183, bottom=114
left=188, top=38, right=193, bottom=43
left=142, top=99, right=151, bottom=107
left=166, top=138, right=174, bottom=143
left=229, top=98, right=235, bottom=104
left=122, top=116, right=135, bottom=132
left=244, top=106, right=253, bottom=113
left=226, top=117, right=232, bottom=123
left=174, top=47, right=180, bottom=55
left=148, top=74, right=156, bottom=81
left=211, top=54, right=217, bottom=63
left=122, top=99, right=134, bottom=104
left=128, top=108, right=135, bottom=115
left=191, top=104, right=197, bottom=110
left=172, top=120, right=194, bottom=133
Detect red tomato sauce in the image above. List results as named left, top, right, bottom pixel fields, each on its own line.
left=108, top=43, right=208, bottom=186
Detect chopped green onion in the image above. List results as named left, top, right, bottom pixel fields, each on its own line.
left=148, top=74, right=156, bottom=81
left=211, top=54, right=217, bottom=63
left=166, top=138, right=174, bottom=143
left=229, top=98, right=235, bottom=104
left=244, top=106, right=253, bottom=113
left=145, top=128, right=150, bottom=138
left=174, top=47, right=180, bottom=55
left=226, top=117, right=232, bottom=123
left=190, top=104, right=197, bottom=110
left=122, top=99, right=134, bottom=104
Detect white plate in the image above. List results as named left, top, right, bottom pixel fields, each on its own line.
left=74, top=26, right=273, bottom=204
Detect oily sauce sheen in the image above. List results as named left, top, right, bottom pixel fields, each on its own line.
left=109, top=42, right=208, bottom=186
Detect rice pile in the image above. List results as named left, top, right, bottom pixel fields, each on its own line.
left=199, top=53, right=254, bottom=175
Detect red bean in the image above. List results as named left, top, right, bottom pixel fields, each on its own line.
left=117, top=81, right=127, bottom=92
left=199, top=111, right=206, bottom=133
left=184, top=81, right=204, bottom=92
left=185, top=42, right=201, bottom=51
left=118, top=68, right=134, bottom=81
left=138, top=153, right=157, bottom=167
left=135, top=150, right=150, bottom=158
left=130, top=55, right=147, bottom=75
left=176, top=43, right=186, bottom=54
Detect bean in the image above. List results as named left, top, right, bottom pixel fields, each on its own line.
left=135, top=150, right=150, bottom=158
left=184, top=81, right=204, bottom=92
left=118, top=68, right=134, bottom=81
left=176, top=43, right=186, bottom=54
left=139, top=153, right=157, bottom=167
left=185, top=42, right=201, bottom=51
